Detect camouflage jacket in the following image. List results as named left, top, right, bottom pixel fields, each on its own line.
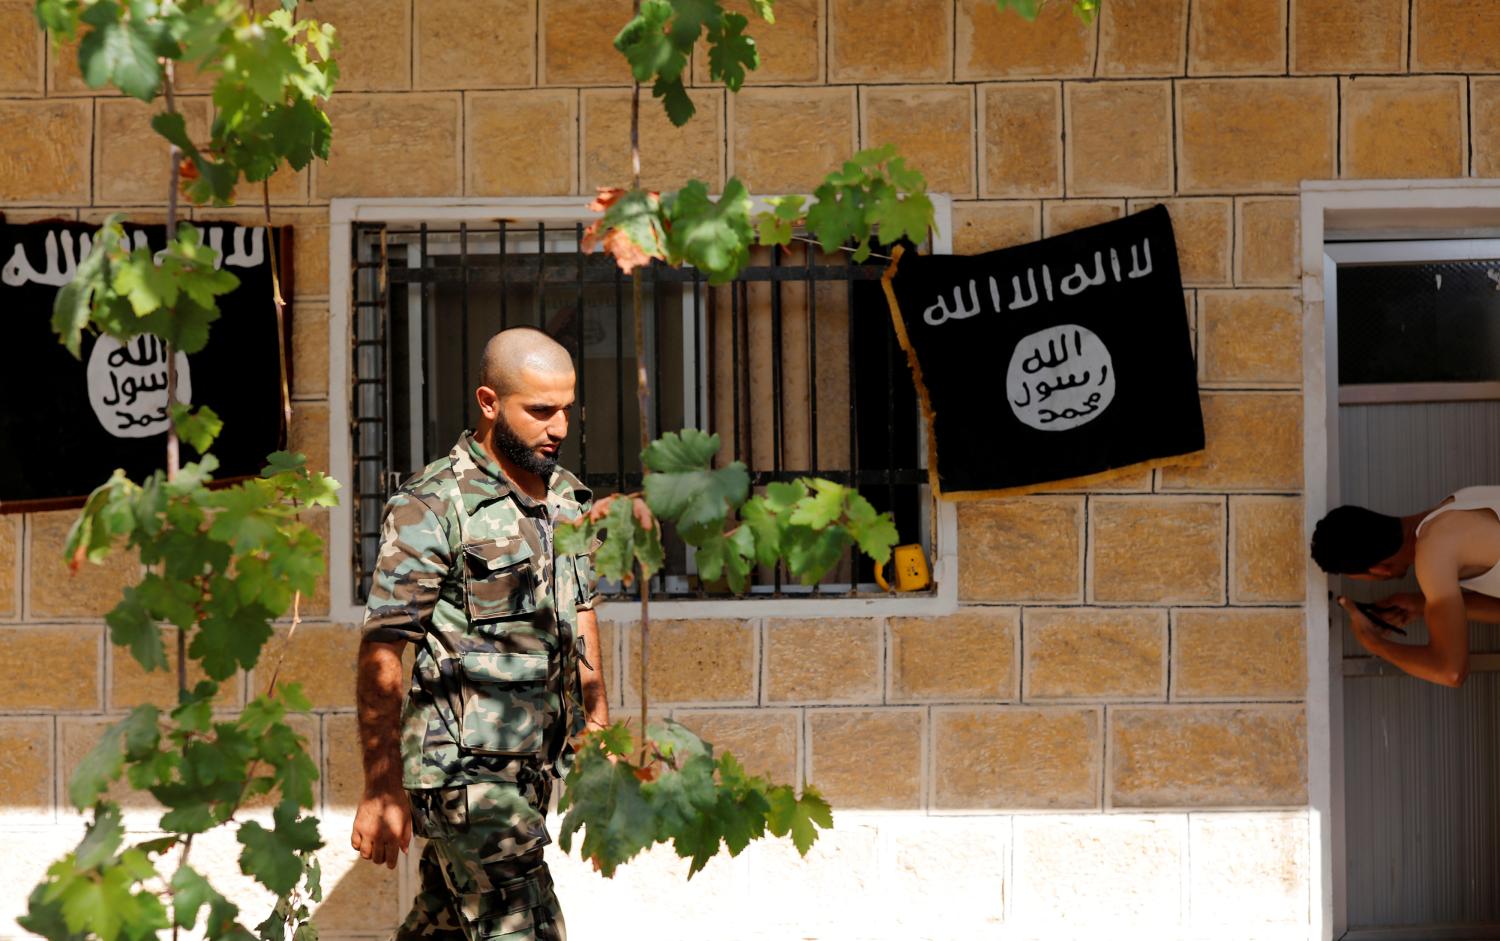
left=361, top=431, right=598, bottom=790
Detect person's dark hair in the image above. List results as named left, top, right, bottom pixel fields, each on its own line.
left=1310, top=505, right=1403, bottom=574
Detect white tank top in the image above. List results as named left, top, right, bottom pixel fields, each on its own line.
left=1415, top=486, right=1500, bottom=598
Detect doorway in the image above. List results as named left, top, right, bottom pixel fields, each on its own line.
left=1329, top=239, right=1500, bottom=938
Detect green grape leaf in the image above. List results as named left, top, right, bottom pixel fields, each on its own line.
left=871, top=187, right=935, bottom=247
left=788, top=479, right=846, bottom=529
left=172, top=404, right=223, bottom=456
left=304, top=855, right=323, bottom=903
left=747, top=0, right=775, bottom=22
left=765, top=784, right=833, bottom=855
left=664, top=179, right=753, bottom=284
left=596, top=721, right=635, bottom=758
left=783, top=525, right=850, bottom=585
left=261, top=450, right=307, bottom=476
left=75, top=804, right=125, bottom=869
left=613, top=0, right=684, bottom=83
left=705, top=11, right=757, bottom=92
left=191, top=601, right=276, bottom=680
left=844, top=491, right=898, bottom=565
left=641, top=431, right=749, bottom=528
left=667, top=0, right=721, bottom=50
left=652, top=74, right=696, bottom=128
left=78, top=1, right=166, bottom=101
left=237, top=802, right=323, bottom=896
left=170, top=865, right=240, bottom=934
left=104, top=586, right=168, bottom=674
left=592, top=497, right=638, bottom=584
left=555, top=517, right=595, bottom=556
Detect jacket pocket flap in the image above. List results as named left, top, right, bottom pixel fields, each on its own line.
left=460, top=650, right=548, bottom=683
left=463, top=537, right=534, bottom=572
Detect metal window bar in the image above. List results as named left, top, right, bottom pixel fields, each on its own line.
left=349, top=222, right=928, bottom=605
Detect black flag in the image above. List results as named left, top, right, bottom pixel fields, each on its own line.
left=882, top=205, right=1204, bottom=497
left=0, top=219, right=292, bottom=509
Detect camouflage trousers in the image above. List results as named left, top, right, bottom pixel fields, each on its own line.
left=394, top=771, right=565, bottom=941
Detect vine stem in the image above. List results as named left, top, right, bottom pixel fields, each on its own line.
left=629, top=0, right=653, bottom=764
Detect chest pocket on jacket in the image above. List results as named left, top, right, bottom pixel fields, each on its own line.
left=462, top=536, right=536, bottom=621
left=456, top=649, right=551, bottom=756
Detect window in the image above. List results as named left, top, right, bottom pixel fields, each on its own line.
left=331, top=199, right=957, bottom=617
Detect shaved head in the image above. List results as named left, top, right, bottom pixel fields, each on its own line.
left=480, top=327, right=575, bottom=396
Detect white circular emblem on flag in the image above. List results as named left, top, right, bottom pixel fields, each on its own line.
left=86, top=334, right=193, bottom=439
left=1005, top=324, right=1116, bottom=432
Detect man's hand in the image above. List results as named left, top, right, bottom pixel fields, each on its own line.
left=1374, top=591, right=1425, bottom=626
left=351, top=788, right=412, bottom=869
left=1339, top=596, right=1391, bottom=655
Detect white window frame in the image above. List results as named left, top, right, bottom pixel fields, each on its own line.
left=327, top=196, right=960, bottom=624
left=1300, top=179, right=1500, bottom=941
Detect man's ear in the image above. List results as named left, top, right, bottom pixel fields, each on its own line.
left=475, top=386, right=501, bottom=421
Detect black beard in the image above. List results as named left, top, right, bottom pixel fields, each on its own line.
left=492, top=415, right=557, bottom=479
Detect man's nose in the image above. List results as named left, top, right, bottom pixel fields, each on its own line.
left=547, top=412, right=568, bottom=440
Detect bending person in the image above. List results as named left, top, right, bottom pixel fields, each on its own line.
left=1312, top=486, right=1500, bottom=688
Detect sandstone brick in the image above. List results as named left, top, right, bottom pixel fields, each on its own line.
left=1292, top=0, right=1406, bottom=73
left=230, top=160, right=309, bottom=207
left=979, top=83, right=1062, bottom=198
left=957, top=0, right=1095, bottom=79
left=1198, top=289, right=1301, bottom=385
left=957, top=496, right=1083, bottom=603
left=1023, top=608, right=1167, bottom=701
left=1109, top=705, right=1307, bottom=807
left=1129, top=198, right=1232, bottom=286
left=673, top=709, right=798, bottom=783
left=1178, top=79, right=1337, bottom=194
left=886, top=818, right=1008, bottom=928
left=764, top=618, right=880, bottom=704
left=94, top=96, right=212, bottom=206
left=1173, top=608, right=1307, bottom=700
left=1189, top=0, right=1287, bottom=75
left=888, top=609, right=1018, bottom=702
left=0, top=718, right=52, bottom=811
left=1041, top=199, right=1124, bottom=237
left=0, top=515, right=16, bottom=619
left=302, top=0, right=409, bottom=91
left=109, top=627, right=243, bottom=710
left=197, top=207, right=331, bottom=298
left=289, top=400, right=330, bottom=477
left=467, top=90, right=577, bottom=196
left=1412, top=0, right=1500, bottom=72
left=861, top=86, right=974, bottom=198
left=324, top=712, right=361, bottom=810
left=1090, top=498, right=1225, bottom=605
left=541, top=0, right=635, bottom=85
left=1098, top=0, right=1188, bottom=77
left=1471, top=79, right=1500, bottom=178
left=1232, top=495, right=1306, bottom=603
left=0, top=1, right=42, bottom=94
left=829, top=0, right=951, bottom=83
left=1189, top=812, right=1311, bottom=931
left=807, top=709, right=923, bottom=810
left=624, top=619, right=757, bottom=705
left=951, top=201, right=1041, bottom=253
left=695, top=0, right=822, bottom=84
left=582, top=89, right=723, bottom=193
left=415, top=0, right=535, bottom=89
left=1, top=630, right=102, bottom=711
left=1236, top=197, right=1301, bottom=286
left=0, top=100, right=91, bottom=204
left=1341, top=76, right=1467, bottom=180
left=314, top=93, right=461, bottom=199
left=28, top=510, right=139, bottom=619
left=1064, top=82, right=1173, bottom=197
left=0, top=208, right=76, bottom=223
left=933, top=706, right=1101, bottom=809
left=292, top=303, right=329, bottom=398
left=729, top=87, right=857, bottom=194
left=1159, top=392, right=1303, bottom=491
left=251, top=623, right=359, bottom=710
left=1011, top=815, right=1186, bottom=932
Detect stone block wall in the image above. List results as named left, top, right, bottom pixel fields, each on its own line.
left=8, top=0, right=1500, bottom=936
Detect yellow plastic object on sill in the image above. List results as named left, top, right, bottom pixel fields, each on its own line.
left=874, top=544, right=931, bottom=593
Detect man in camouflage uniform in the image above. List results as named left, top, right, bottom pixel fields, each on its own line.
left=352, top=327, right=609, bottom=941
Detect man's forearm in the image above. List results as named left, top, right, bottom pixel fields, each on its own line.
left=1462, top=591, right=1500, bottom=623
left=356, top=637, right=407, bottom=793
left=577, top=610, right=609, bottom=727
left=1361, top=634, right=1467, bottom=687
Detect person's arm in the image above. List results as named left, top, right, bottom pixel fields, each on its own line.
left=352, top=637, right=411, bottom=868
left=1461, top=590, right=1500, bottom=623
left=1342, top=522, right=1470, bottom=687
left=576, top=608, right=610, bottom=730
left=350, top=492, right=450, bottom=867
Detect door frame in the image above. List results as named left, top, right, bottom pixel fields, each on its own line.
left=1301, top=180, right=1500, bottom=941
